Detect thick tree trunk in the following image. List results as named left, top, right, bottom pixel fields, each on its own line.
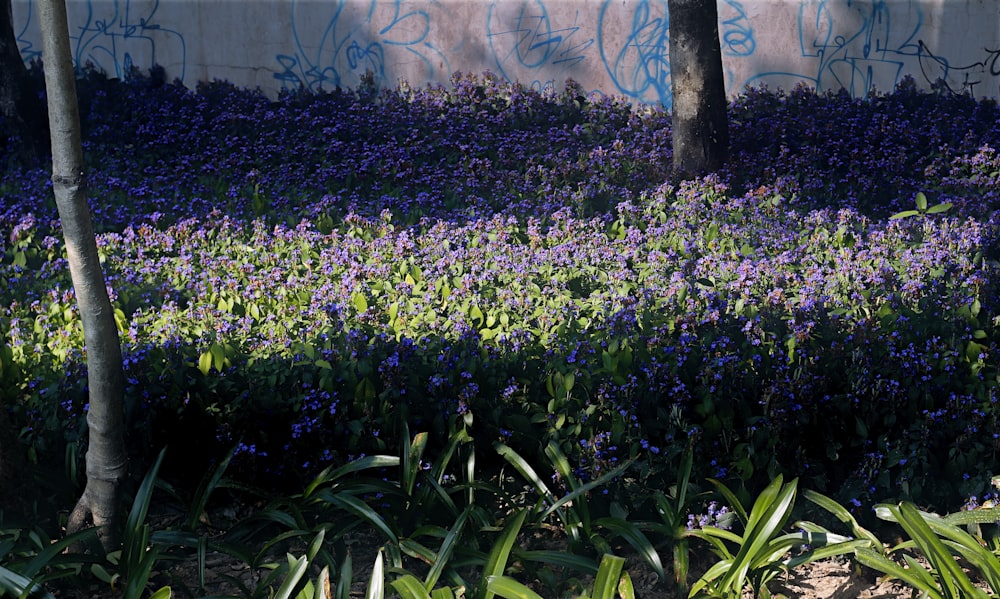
left=668, top=0, right=729, bottom=177
left=0, top=0, right=47, bottom=160
left=38, top=0, right=127, bottom=552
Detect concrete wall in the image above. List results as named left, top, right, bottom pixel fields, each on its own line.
left=12, top=0, right=1000, bottom=106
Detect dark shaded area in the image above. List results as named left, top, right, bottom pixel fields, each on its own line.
left=0, top=0, right=48, bottom=163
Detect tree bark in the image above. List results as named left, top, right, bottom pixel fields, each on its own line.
left=668, top=0, right=729, bottom=177
left=38, top=0, right=127, bottom=552
left=0, top=0, right=47, bottom=160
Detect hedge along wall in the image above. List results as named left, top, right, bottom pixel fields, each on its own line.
left=11, top=0, right=1000, bottom=105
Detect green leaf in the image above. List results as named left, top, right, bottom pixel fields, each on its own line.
left=366, top=552, right=385, bottom=599
left=916, top=192, right=928, bottom=212
left=889, top=209, right=920, bottom=220
left=895, top=502, right=985, bottom=598
left=494, top=443, right=556, bottom=508
left=0, top=564, right=57, bottom=598
left=478, top=509, right=529, bottom=599
left=327, top=494, right=398, bottom=543
left=855, top=547, right=943, bottom=599
left=925, top=202, right=953, bottom=214
left=515, top=550, right=598, bottom=575
left=149, top=587, right=172, bottom=599
left=424, top=508, right=470, bottom=591
left=304, top=454, right=400, bottom=498
left=485, top=576, right=544, bottom=599
left=592, top=554, right=626, bottom=599
left=594, top=517, right=664, bottom=581
left=210, top=342, right=225, bottom=372
left=198, top=350, right=212, bottom=376
left=273, top=554, right=309, bottom=599
left=353, top=291, right=369, bottom=313
left=390, top=574, right=432, bottom=599
left=801, top=489, right=882, bottom=548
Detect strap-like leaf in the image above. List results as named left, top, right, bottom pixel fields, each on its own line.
left=366, top=552, right=385, bottom=599
left=592, top=554, right=626, bottom=599
left=594, top=517, right=664, bottom=580
left=485, top=576, right=544, bottom=599
left=477, top=509, right=528, bottom=599
left=390, top=574, right=432, bottom=599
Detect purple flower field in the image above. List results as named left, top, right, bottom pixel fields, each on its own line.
left=2, top=69, right=1000, bottom=511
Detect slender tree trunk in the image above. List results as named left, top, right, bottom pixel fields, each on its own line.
left=668, top=0, right=729, bottom=176
left=38, top=0, right=127, bottom=552
left=0, top=0, right=47, bottom=160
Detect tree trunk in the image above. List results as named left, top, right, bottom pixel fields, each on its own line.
left=0, top=0, right=47, bottom=160
left=668, top=0, right=729, bottom=177
left=38, top=0, right=127, bottom=552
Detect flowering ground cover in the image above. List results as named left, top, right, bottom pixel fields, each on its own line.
left=2, top=68, right=1000, bottom=522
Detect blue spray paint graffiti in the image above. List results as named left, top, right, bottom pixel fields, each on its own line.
left=72, top=0, right=186, bottom=80
left=275, top=0, right=450, bottom=92
left=486, top=0, right=594, bottom=88
left=14, top=1, right=40, bottom=63
left=598, top=0, right=670, bottom=107
left=721, top=0, right=755, bottom=57
left=744, top=0, right=923, bottom=96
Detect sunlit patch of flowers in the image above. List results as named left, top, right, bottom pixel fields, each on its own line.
left=2, top=69, right=1000, bottom=508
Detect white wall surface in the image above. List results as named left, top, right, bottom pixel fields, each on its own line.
left=12, top=0, right=1000, bottom=106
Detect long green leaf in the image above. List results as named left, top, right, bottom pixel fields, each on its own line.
left=515, top=550, right=599, bottom=575
left=304, top=455, right=400, bottom=498
left=327, top=494, right=397, bottom=543
left=854, top=547, right=943, bottom=599
left=273, top=554, right=309, bottom=599
left=336, top=552, right=353, bottom=599
left=592, top=554, right=625, bottom=599
left=706, top=478, right=749, bottom=525
left=485, top=576, right=544, bottom=599
left=618, top=570, right=636, bottom=599
left=477, top=509, right=528, bottom=599
left=148, top=586, right=172, bottom=599
left=540, top=459, right=632, bottom=521
left=366, top=551, right=385, bottom=599
left=391, top=574, right=433, bottom=599
left=719, top=476, right=797, bottom=594
left=594, top=517, right=664, bottom=581
left=494, top=443, right=555, bottom=506
left=186, top=444, right=237, bottom=530
left=895, top=502, right=985, bottom=599
left=0, top=563, right=57, bottom=598
left=424, top=508, right=470, bottom=591
left=801, top=489, right=882, bottom=548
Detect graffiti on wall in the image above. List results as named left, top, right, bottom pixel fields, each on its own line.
left=917, top=41, right=1000, bottom=97
left=15, top=0, right=185, bottom=80
left=274, top=0, right=451, bottom=92
left=486, top=0, right=594, bottom=92
left=12, top=0, right=1000, bottom=104
left=741, top=0, right=923, bottom=95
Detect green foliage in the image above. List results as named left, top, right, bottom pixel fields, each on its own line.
left=686, top=476, right=868, bottom=598
left=855, top=501, right=1000, bottom=598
